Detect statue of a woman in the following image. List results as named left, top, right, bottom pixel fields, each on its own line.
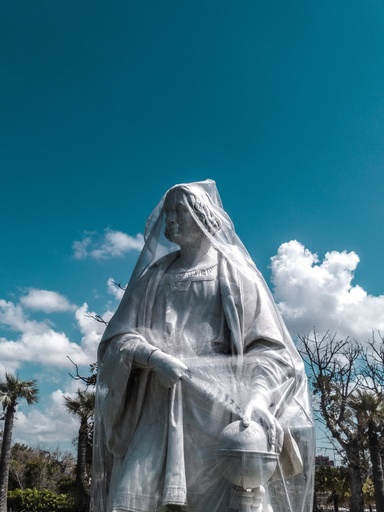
left=91, top=180, right=314, bottom=512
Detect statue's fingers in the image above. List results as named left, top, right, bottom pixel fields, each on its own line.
left=259, top=412, right=276, bottom=450
left=275, top=421, right=284, bottom=453
left=242, top=403, right=253, bottom=426
left=268, top=420, right=276, bottom=451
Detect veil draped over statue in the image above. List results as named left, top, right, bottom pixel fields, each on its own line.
left=92, top=180, right=314, bottom=512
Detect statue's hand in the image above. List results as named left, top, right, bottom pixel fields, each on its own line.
left=148, top=350, right=189, bottom=384
left=242, top=399, right=284, bottom=454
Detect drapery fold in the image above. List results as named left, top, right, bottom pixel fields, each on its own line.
left=91, top=180, right=314, bottom=512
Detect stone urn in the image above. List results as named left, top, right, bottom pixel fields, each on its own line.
left=216, top=420, right=278, bottom=512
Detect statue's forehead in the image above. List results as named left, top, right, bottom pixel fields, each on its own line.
left=163, top=187, right=189, bottom=209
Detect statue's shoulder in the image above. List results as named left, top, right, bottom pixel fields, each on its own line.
left=149, top=251, right=180, bottom=271
left=218, top=252, right=261, bottom=293
left=136, top=253, right=179, bottom=286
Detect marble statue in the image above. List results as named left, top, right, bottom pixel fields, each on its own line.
left=91, top=180, right=314, bottom=512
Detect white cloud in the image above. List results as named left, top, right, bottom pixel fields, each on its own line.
left=0, top=329, right=89, bottom=368
left=0, top=287, right=117, bottom=378
left=0, top=347, right=21, bottom=376
left=107, top=277, right=125, bottom=300
left=13, top=388, right=79, bottom=450
left=270, top=240, right=384, bottom=339
left=72, top=235, right=93, bottom=260
left=0, top=298, right=93, bottom=374
left=73, top=229, right=144, bottom=260
left=0, top=299, right=43, bottom=334
left=74, top=303, right=113, bottom=358
left=20, top=289, right=76, bottom=313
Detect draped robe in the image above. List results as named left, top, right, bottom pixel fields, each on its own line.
left=92, top=251, right=312, bottom=512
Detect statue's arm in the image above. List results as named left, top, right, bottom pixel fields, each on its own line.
left=239, top=275, right=296, bottom=452
left=241, top=355, right=289, bottom=453
left=128, top=342, right=188, bottom=383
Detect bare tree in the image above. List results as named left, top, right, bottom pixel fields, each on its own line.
left=361, top=332, right=384, bottom=395
left=68, top=357, right=97, bottom=388
left=357, top=332, right=384, bottom=512
left=298, top=330, right=365, bottom=512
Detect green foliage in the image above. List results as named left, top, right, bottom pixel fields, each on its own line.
left=7, top=488, right=74, bottom=511
left=315, top=465, right=350, bottom=495
left=0, top=374, right=40, bottom=512
left=63, top=389, right=95, bottom=508
left=314, top=465, right=352, bottom=511
left=363, top=478, right=375, bottom=505
left=0, top=374, right=39, bottom=410
left=8, top=444, right=76, bottom=493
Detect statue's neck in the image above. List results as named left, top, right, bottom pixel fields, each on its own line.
left=172, top=239, right=216, bottom=271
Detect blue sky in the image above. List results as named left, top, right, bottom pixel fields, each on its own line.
left=1, top=1, right=384, bottom=457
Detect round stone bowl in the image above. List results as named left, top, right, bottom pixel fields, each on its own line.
left=215, top=420, right=278, bottom=489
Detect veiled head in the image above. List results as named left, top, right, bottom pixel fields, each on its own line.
left=163, top=184, right=222, bottom=244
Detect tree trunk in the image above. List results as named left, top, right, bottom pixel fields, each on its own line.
left=0, top=405, right=15, bottom=512
left=346, top=439, right=365, bottom=512
left=368, top=425, right=384, bottom=512
left=75, top=419, right=89, bottom=512
left=332, top=490, right=339, bottom=512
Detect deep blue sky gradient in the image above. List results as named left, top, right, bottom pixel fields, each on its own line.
left=2, top=2, right=383, bottom=298
left=1, top=0, right=384, bottom=456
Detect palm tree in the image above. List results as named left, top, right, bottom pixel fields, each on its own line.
left=64, top=390, right=95, bottom=512
left=0, top=374, right=39, bottom=512
left=349, top=390, right=384, bottom=512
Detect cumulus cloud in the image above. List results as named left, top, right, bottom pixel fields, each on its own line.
left=73, top=229, right=144, bottom=260
left=0, top=283, right=119, bottom=379
left=0, top=299, right=43, bottom=334
left=0, top=346, right=21, bottom=376
left=0, top=329, right=89, bottom=368
left=107, top=277, right=126, bottom=300
left=13, top=388, right=79, bottom=449
left=0, top=296, right=93, bottom=373
left=74, top=303, right=113, bottom=358
left=270, top=240, right=384, bottom=339
left=20, top=289, right=76, bottom=313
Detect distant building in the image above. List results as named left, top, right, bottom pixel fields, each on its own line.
left=316, top=455, right=335, bottom=467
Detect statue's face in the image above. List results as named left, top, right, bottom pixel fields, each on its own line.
left=164, top=189, right=204, bottom=246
